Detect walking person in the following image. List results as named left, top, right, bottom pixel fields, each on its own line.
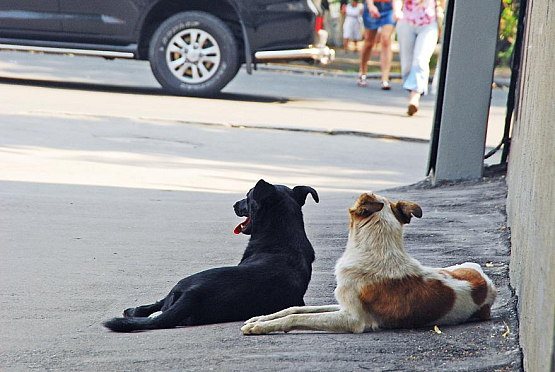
left=342, top=0, right=363, bottom=52
left=393, top=0, right=444, bottom=116
left=358, top=0, right=396, bottom=89
left=339, top=0, right=349, bottom=44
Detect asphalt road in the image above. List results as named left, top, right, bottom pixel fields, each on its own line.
left=0, top=51, right=518, bottom=371
left=0, top=51, right=508, bottom=146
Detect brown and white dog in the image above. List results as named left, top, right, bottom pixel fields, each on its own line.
left=241, top=192, right=497, bottom=335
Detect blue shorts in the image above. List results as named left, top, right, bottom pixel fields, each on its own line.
left=362, top=1, right=395, bottom=30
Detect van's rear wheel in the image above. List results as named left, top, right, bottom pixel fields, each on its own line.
left=149, top=11, right=240, bottom=97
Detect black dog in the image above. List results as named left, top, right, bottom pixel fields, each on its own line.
left=103, top=179, right=318, bottom=332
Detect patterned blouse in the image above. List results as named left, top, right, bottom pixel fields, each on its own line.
left=402, top=0, right=437, bottom=26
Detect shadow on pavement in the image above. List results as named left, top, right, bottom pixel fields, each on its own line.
left=0, top=76, right=290, bottom=104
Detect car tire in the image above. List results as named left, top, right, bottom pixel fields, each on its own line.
left=149, top=11, right=240, bottom=97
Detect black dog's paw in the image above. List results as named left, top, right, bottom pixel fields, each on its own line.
left=123, top=307, right=136, bottom=317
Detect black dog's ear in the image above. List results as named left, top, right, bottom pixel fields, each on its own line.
left=253, top=179, right=276, bottom=201
left=293, top=186, right=319, bottom=206
left=392, top=201, right=422, bottom=224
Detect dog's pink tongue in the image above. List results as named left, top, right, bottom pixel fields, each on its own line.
left=234, top=217, right=250, bottom=234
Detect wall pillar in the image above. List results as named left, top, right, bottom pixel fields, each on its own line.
left=430, top=0, right=501, bottom=183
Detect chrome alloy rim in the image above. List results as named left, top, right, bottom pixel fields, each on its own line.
left=165, top=28, right=221, bottom=84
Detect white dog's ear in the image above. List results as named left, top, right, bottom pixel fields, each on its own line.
left=350, top=201, right=384, bottom=218
left=392, top=201, right=422, bottom=224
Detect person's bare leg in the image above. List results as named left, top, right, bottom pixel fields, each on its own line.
left=344, top=38, right=350, bottom=52
left=359, top=29, right=378, bottom=85
left=359, top=29, right=378, bottom=75
left=379, top=24, right=395, bottom=85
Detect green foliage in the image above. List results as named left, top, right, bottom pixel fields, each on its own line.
left=497, top=0, right=519, bottom=66
left=500, top=0, right=518, bottom=41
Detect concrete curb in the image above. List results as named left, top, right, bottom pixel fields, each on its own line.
left=232, top=125, right=430, bottom=144
left=253, top=64, right=512, bottom=88
left=33, top=109, right=431, bottom=145
left=48, top=108, right=494, bottom=150
left=254, top=64, right=400, bottom=80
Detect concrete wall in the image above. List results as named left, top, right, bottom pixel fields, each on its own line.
left=506, top=1, right=555, bottom=371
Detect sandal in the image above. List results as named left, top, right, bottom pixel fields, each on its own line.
left=357, top=75, right=368, bottom=87
left=380, top=80, right=391, bottom=90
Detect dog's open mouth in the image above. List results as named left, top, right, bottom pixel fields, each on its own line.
left=234, top=217, right=251, bottom=235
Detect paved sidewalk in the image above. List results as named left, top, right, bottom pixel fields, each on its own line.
left=0, top=168, right=522, bottom=371
left=0, top=51, right=520, bottom=371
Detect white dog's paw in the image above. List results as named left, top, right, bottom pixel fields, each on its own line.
left=244, top=316, right=263, bottom=324
left=241, top=322, right=268, bottom=335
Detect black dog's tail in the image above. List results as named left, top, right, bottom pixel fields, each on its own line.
left=104, top=294, right=192, bottom=332
left=103, top=315, right=172, bottom=332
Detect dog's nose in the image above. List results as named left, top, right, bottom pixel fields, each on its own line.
left=234, top=199, right=248, bottom=217
left=233, top=201, right=243, bottom=214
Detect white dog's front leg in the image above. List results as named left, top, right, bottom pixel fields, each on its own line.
left=244, top=305, right=341, bottom=324
left=241, top=310, right=364, bottom=335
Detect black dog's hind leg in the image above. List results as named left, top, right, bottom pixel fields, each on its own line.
left=123, top=300, right=164, bottom=318
left=105, top=290, right=200, bottom=332
left=123, top=289, right=184, bottom=317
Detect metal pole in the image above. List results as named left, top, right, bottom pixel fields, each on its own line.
left=431, top=0, right=502, bottom=183
left=427, top=0, right=455, bottom=176
left=500, top=0, right=527, bottom=164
